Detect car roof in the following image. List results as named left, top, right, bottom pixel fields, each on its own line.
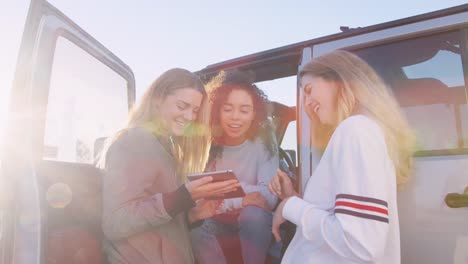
left=196, top=4, right=468, bottom=83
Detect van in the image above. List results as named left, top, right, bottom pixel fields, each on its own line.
left=1, top=0, right=467, bottom=263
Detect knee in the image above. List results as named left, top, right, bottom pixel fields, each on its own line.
left=239, top=206, right=272, bottom=227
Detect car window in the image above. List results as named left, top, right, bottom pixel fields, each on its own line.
left=43, top=37, right=128, bottom=163
left=256, top=76, right=297, bottom=164
left=356, top=30, right=467, bottom=152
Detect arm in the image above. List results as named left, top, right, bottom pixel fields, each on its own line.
left=102, top=130, right=194, bottom=241
left=282, top=118, right=393, bottom=262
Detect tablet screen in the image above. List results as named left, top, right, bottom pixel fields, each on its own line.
left=187, top=170, right=245, bottom=199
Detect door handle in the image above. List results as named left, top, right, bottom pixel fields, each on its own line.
left=445, top=186, right=468, bottom=208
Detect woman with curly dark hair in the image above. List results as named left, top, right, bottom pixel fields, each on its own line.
left=191, top=70, right=279, bottom=264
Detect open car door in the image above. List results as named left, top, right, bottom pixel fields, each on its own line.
left=0, top=0, right=135, bottom=263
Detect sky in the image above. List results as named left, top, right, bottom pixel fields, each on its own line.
left=0, top=0, right=467, bottom=151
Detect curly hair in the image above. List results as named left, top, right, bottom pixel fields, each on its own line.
left=206, top=70, right=277, bottom=160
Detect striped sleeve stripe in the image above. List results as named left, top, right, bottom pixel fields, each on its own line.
left=335, top=201, right=388, bottom=215
left=334, top=194, right=389, bottom=223
left=335, top=209, right=389, bottom=223
left=336, top=194, right=388, bottom=206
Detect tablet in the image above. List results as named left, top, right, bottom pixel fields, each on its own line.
left=187, top=170, right=245, bottom=199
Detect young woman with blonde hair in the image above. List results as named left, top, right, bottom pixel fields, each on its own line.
left=100, top=68, right=239, bottom=264
left=269, top=50, right=414, bottom=263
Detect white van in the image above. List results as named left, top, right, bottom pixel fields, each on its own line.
left=1, top=0, right=467, bottom=263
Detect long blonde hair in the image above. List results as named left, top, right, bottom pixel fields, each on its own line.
left=300, top=50, right=415, bottom=186
left=99, top=68, right=210, bottom=179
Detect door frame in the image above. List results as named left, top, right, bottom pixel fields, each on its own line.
left=1, top=1, right=135, bottom=263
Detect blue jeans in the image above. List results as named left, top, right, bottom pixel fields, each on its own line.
left=191, top=206, right=273, bottom=264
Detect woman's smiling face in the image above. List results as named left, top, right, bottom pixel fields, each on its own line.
left=301, top=74, right=340, bottom=125
left=157, top=87, right=203, bottom=136
left=220, top=89, right=255, bottom=146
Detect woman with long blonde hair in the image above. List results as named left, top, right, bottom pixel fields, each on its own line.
left=101, top=68, right=240, bottom=264
left=269, top=50, right=414, bottom=263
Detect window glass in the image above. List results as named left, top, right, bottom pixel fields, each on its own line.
left=43, top=37, right=128, bottom=163
left=356, top=31, right=467, bottom=151
left=256, top=76, right=297, bottom=164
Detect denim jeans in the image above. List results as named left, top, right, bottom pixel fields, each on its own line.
left=191, top=206, right=273, bottom=264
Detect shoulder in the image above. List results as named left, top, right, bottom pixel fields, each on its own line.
left=250, top=137, right=271, bottom=153
left=336, top=115, right=380, bottom=133
left=108, top=127, right=164, bottom=156
left=251, top=137, right=266, bottom=147
left=251, top=137, right=279, bottom=161
left=328, top=115, right=387, bottom=159
left=116, top=127, right=156, bottom=147
left=332, top=115, right=384, bottom=143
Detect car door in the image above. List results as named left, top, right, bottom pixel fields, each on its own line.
left=0, top=0, right=135, bottom=263
left=352, top=29, right=468, bottom=264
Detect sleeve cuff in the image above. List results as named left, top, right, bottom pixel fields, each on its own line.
left=283, top=196, right=329, bottom=226
left=162, top=185, right=196, bottom=217
left=232, top=198, right=243, bottom=209
left=282, top=196, right=328, bottom=247
left=223, top=197, right=243, bottom=211
left=282, top=196, right=309, bottom=225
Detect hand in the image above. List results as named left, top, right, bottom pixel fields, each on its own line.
left=272, top=198, right=289, bottom=242
left=185, top=176, right=240, bottom=201
left=268, top=169, right=298, bottom=200
left=188, top=199, right=223, bottom=223
left=242, top=192, right=271, bottom=211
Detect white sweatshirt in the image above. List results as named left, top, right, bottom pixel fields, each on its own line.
left=282, top=115, right=400, bottom=264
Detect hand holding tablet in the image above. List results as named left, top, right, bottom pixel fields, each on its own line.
left=187, top=170, right=245, bottom=199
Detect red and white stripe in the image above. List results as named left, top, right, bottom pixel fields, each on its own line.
left=334, top=194, right=389, bottom=223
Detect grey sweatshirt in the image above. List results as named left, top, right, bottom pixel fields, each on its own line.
left=208, top=138, right=279, bottom=211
